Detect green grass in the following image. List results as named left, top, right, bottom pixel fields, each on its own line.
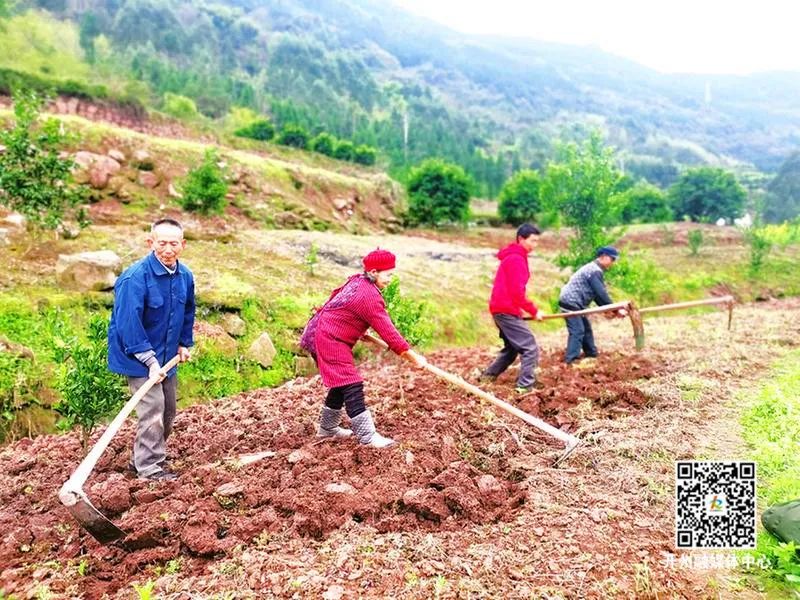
left=740, top=349, right=800, bottom=593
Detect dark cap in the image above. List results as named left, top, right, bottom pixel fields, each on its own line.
left=516, top=223, right=541, bottom=239
left=596, top=246, right=620, bottom=260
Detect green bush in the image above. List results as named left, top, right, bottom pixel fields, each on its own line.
left=353, top=144, right=377, bottom=166
left=234, top=118, right=275, bottom=142
left=162, top=92, right=198, bottom=120
left=541, top=132, right=624, bottom=267
left=333, top=140, right=355, bottom=161
left=382, top=277, right=434, bottom=348
left=406, top=158, right=474, bottom=226
left=619, top=183, right=673, bottom=223
left=687, top=229, right=704, bottom=257
left=606, top=252, right=671, bottom=306
left=310, top=132, right=336, bottom=156
left=497, top=169, right=542, bottom=225
left=744, top=226, right=773, bottom=276
left=277, top=123, right=309, bottom=149
left=179, top=149, right=228, bottom=215
left=669, top=167, right=746, bottom=222
left=53, top=316, right=128, bottom=450
left=0, top=88, right=87, bottom=230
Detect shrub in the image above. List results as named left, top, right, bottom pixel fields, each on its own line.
left=687, top=229, right=704, bottom=256
left=277, top=123, right=309, bottom=149
left=406, top=158, right=473, bottom=226
left=353, top=144, right=377, bottom=166
left=744, top=225, right=773, bottom=276
left=497, top=169, right=542, bottom=225
left=669, top=167, right=746, bottom=222
left=382, top=277, right=433, bottom=348
left=179, top=149, right=228, bottom=215
left=234, top=118, right=275, bottom=141
left=310, top=132, right=336, bottom=156
left=0, top=88, right=87, bottom=230
left=162, top=92, right=198, bottom=120
left=606, top=252, right=671, bottom=306
left=333, top=140, right=355, bottom=161
left=53, top=316, right=128, bottom=451
left=619, top=183, right=673, bottom=223
left=541, top=132, right=624, bottom=267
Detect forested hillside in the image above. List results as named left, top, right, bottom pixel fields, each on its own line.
left=3, top=0, right=800, bottom=196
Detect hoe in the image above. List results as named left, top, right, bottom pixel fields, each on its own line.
left=363, top=334, right=580, bottom=467
left=58, top=355, right=181, bottom=544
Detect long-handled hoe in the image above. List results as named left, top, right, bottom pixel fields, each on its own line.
left=363, top=334, right=580, bottom=467
left=58, top=355, right=181, bottom=544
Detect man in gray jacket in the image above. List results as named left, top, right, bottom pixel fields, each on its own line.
left=558, top=246, right=624, bottom=364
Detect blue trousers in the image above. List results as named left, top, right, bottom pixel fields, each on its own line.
left=560, top=304, right=598, bottom=363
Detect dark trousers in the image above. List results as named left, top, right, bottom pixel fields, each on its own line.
left=483, top=313, right=539, bottom=387
left=561, top=304, right=598, bottom=363
left=325, top=382, right=366, bottom=418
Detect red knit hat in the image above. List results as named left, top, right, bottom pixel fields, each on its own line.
left=362, top=248, right=396, bottom=272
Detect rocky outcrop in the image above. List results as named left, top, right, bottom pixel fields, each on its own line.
left=55, top=250, right=122, bottom=291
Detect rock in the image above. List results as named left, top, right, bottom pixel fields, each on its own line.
left=274, top=211, right=303, bottom=227
left=294, top=356, right=318, bottom=377
left=322, top=585, right=345, bottom=600
left=0, top=144, right=5, bottom=154
left=168, top=182, right=182, bottom=199
left=215, top=482, right=244, bottom=497
left=402, top=488, right=450, bottom=521
left=107, top=149, right=126, bottom=163
left=55, top=250, right=122, bottom=291
left=332, top=197, right=350, bottom=211
left=287, top=449, right=311, bottom=464
left=324, top=482, right=356, bottom=495
left=193, top=321, right=237, bottom=355
left=3, top=213, right=25, bottom=227
left=73, top=152, right=121, bottom=190
left=246, top=332, right=277, bottom=368
left=220, top=313, right=246, bottom=337
left=131, top=149, right=155, bottom=170
left=138, top=171, right=160, bottom=189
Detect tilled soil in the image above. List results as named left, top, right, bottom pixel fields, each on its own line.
left=3, top=300, right=799, bottom=599
left=0, top=349, right=660, bottom=599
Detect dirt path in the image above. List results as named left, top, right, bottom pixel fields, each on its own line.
left=1, top=299, right=798, bottom=599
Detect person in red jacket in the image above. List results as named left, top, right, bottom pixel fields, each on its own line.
left=480, top=223, right=544, bottom=393
left=300, top=248, right=427, bottom=448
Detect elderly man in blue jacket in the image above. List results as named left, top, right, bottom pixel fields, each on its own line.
left=108, top=218, right=195, bottom=480
left=558, top=246, right=625, bottom=364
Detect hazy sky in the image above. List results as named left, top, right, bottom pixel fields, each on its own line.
left=392, top=0, right=800, bottom=75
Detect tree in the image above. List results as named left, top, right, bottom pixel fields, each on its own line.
left=310, top=132, right=336, bottom=156
left=277, top=123, right=309, bottom=149
left=333, top=139, right=355, bottom=161
left=541, top=132, right=623, bottom=266
left=54, top=316, right=128, bottom=451
left=406, top=158, right=473, bottom=226
left=235, top=118, right=275, bottom=141
left=162, top=93, right=198, bottom=120
left=353, top=144, right=377, bottom=166
left=179, top=149, right=228, bottom=215
left=79, top=12, right=101, bottom=64
left=619, top=182, right=673, bottom=223
left=763, top=151, right=800, bottom=223
left=0, top=89, right=86, bottom=231
left=669, top=167, right=746, bottom=222
left=498, top=169, right=542, bottom=225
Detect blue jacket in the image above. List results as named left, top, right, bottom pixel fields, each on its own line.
left=558, top=260, right=613, bottom=310
left=108, top=252, right=195, bottom=377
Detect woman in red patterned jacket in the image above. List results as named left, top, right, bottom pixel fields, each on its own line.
left=300, top=248, right=427, bottom=448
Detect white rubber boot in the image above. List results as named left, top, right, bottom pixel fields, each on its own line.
left=350, top=410, right=396, bottom=448
left=316, top=407, right=353, bottom=439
